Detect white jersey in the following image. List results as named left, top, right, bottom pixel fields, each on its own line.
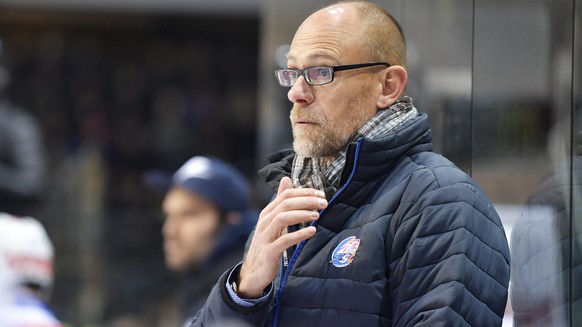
left=0, top=291, right=62, bottom=327
left=0, top=214, right=60, bottom=327
left=0, top=306, right=62, bottom=327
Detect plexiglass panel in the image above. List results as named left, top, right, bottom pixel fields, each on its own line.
left=572, top=0, right=582, bottom=325
left=401, top=0, right=474, bottom=172
left=473, top=0, right=574, bottom=325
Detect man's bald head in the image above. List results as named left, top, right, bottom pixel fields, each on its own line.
left=319, top=1, right=407, bottom=69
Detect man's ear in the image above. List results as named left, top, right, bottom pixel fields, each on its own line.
left=377, top=65, right=408, bottom=109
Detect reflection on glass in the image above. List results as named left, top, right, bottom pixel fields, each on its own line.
left=572, top=0, right=582, bottom=324
left=471, top=0, right=575, bottom=326
left=510, top=131, right=571, bottom=326
left=479, top=0, right=579, bottom=326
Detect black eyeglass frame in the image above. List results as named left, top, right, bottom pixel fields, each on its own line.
left=275, top=61, right=390, bottom=87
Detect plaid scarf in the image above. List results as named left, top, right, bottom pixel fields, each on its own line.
left=291, top=96, right=418, bottom=199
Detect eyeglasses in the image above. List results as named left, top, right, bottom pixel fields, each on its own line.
left=275, top=62, right=390, bottom=87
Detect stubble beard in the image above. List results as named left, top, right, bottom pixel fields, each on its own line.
left=290, top=95, right=375, bottom=158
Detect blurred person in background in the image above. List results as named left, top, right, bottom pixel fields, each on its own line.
left=510, top=116, right=582, bottom=326
left=145, top=156, right=257, bottom=327
left=0, top=38, right=45, bottom=217
left=0, top=212, right=62, bottom=327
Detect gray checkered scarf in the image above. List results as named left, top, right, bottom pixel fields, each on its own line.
left=291, top=96, right=418, bottom=199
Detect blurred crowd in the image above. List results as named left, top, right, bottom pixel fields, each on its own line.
left=0, top=10, right=259, bottom=326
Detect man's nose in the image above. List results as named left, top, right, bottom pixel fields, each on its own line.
left=162, top=216, right=178, bottom=237
left=287, top=76, right=314, bottom=105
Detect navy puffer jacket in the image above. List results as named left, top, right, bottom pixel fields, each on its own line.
left=190, top=112, right=510, bottom=327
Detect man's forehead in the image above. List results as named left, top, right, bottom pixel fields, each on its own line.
left=164, top=186, right=202, bottom=204
left=287, top=6, right=363, bottom=64
left=286, top=50, right=338, bottom=62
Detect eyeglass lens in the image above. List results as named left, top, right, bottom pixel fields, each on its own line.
left=276, top=70, right=297, bottom=87
left=276, top=67, right=333, bottom=86
left=305, top=67, right=332, bottom=85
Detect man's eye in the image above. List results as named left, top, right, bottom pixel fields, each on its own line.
left=307, top=67, right=329, bottom=78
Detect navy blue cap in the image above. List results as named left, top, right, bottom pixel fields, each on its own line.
left=145, top=156, right=251, bottom=214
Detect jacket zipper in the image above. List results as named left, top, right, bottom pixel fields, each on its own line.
left=271, top=139, right=363, bottom=327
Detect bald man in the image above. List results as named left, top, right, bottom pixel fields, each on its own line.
left=188, top=1, right=510, bottom=326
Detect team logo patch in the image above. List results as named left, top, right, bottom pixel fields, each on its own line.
left=330, top=236, right=361, bottom=268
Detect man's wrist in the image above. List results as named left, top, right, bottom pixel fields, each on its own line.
left=236, top=266, right=269, bottom=298
left=231, top=263, right=268, bottom=299
left=226, top=263, right=272, bottom=308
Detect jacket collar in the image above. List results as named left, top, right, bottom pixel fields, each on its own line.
left=258, top=112, right=433, bottom=194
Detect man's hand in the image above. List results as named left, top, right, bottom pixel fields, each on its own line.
left=236, top=176, right=327, bottom=298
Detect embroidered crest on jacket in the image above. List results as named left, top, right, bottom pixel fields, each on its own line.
left=331, top=236, right=360, bottom=267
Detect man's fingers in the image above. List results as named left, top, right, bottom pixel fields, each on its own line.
left=260, top=178, right=325, bottom=218
left=277, top=195, right=327, bottom=213
left=262, top=195, right=326, bottom=233
left=260, top=177, right=296, bottom=217
left=278, top=176, right=294, bottom=195
left=263, top=209, right=319, bottom=236
left=273, top=226, right=317, bottom=249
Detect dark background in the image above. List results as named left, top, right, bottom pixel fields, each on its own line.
left=0, top=8, right=259, bottom=325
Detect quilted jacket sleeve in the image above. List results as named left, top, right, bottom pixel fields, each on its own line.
left=187, top=266, right=273, bottom=327
left=389, top=180, right=510, bottom=327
